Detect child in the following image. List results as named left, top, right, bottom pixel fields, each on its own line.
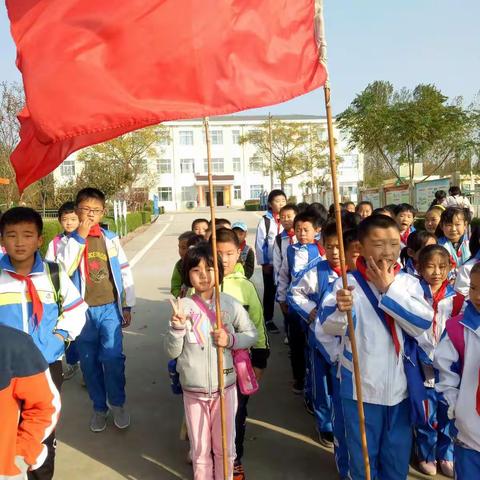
left=232, top=222, right=255, bottom=280
left=372, top=207, right=394, bottom=218
left=192, top=218, right=209, bottom=237
left=172, top=231, right=198, bottom=298
left=343, top=228, right=361, bottom=272
left=44, top=201, right=79, bottom=262
left=424, top=205, right=444, bottom=236
left=0, top=325, right=61, bottom=479
left=355, top=201, right=373, bottom=220
left=415, top=245, right=462, bottom=477
left=255, top=189, right=287, bottom=334
left=321, top=214, right=433, bottom=480
left=394, top=203, right=416, bottom=248
left=344, top=201, right=356, bottom=213
left=434, top=262, right=480, bottom=479
left=215, top=229, right=269, bottom=480
left=165, top=243, right=257, bottom=480
left=400, top=230, right=437, bottom=276
left=438, top=206, right=471, bottom=276
left=455, top=226, right=480, bottom=298
left=56, top=187, right=135, bottom=433
left=0, top=207, right=87, bottom=479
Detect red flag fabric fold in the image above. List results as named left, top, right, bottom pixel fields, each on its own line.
left=6, top=0, right=327, bottom=191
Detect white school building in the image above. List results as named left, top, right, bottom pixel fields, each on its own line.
left=53, top=114, right=363, bottom=211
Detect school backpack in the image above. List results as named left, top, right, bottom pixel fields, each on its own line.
left=45, top=261, right=63, bottom=313
left=445, top=314, right=466, bottom=372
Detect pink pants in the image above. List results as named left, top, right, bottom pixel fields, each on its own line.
left=183, top=385, right=238, bottom=480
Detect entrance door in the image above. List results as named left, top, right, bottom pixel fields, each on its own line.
left=216, top=190, right=224, bottom=206
left=205, top=188, right=224, bottom=206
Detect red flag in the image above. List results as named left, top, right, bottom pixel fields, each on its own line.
left=6, top=0, right=326, bottom=192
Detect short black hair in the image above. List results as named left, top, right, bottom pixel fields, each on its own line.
left=434, top=190, right=447, bottom=201
left=58, top=201, right=76, bottom=220
left=344, top=201, right=355, bottom=209
left=267, top=189, right=286, bottom=205
left=178, top=231, right=197, bottom=242
left=471, top=262, right=480, bottom=277
left=394, top=203, right=417, bottom=216
left=182, top=242, right=224, bottom=287
left=372, top=207, right=391, bottom=216
left=357, top=214, right=399, bottom=243
left=293, top=211, right=322, bottom=230
left=449, top=186, right=462, bottom=197
left=400, top=230, right=437, bottom=265
left=307, top=203, right=328, bottom=227
left=75, top=187, right=106, bottom=206
left=355, top=201, right=373, bottom=213
left=0, top=207, right=43, bottom=236
left=192, top=218, right=209, bottom=230
left=280, top=204, right=299, bottom=216
left=322, top=221, right=339, bottom=241
left=187, top=234, right=204, bottom=248
left=343, top=228, right=359, bottom=249
left=296, top=202, right=309, bottom=213
left=208, top=218, right=231, bottom=228
left=417, top=244, right=451, bottom=272
left=213, top=227, right=240, bottom=248
left=440, top=206, right=470, bottom=225
left=342, top=211, right=361, bottom=230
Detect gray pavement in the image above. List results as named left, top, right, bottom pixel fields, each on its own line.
left=55, top=209, right=440, bottom=480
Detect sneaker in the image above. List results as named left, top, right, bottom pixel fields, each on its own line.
left=303, top=398, right=314, bottom=415
left=265, top=321, right=280, bottom=334
left=233, top=462, right=245, bottom=480
left=439, top=460, right=454, bottom=478
left=292, top=381, right=304, bottom=395
left=90, top=410, right=108, bottom=433
left=63, top=363, right=79, bottom=381
left=111, top=405, right=131, bottom=429
left=318, top=431, right=334, bottom=449
left=418, top=461, right=437, bottom=476
left=283, top=336, right=289, bottom=345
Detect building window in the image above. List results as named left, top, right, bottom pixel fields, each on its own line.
left=158, top=187, right=173, bottom=201
left=234, top=185, right=242, bottom=200
left=181, top=186, right=197, bottom=202
left=232, top=157, right=241, bottom=173
left=249, top=156, right=262, bottom=173
left=180, top=158, right=194, bottom=173
left=211, top=129, right=223, bottom=145
left=157, top=158, right=171, bottom=174
left=61, top=159, right=75, bottom=176
left=156, top=129, right=170, bottom=145
left=232, top=130, right=241, bottom=144
left=203, top=158, right=224, bottom=173
left=179, top=130, right=194, bottom=145
left=250, top=184, right=263, bottom=199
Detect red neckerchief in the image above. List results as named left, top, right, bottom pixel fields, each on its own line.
left=316, top=240, right=326, bottom=257
left=273, top=212, right=281, bottom=234
left=286, top=229, right=295, bottom=244
left=356, top=256, right=402, bottom=356
left=329, top=262, right=343, bottom=278
left=83, top=224, right=102, bottom=282
left=7, top=271, right=43, bottom=325
left=239, top=240, right=246, bottom=251
left=431, top=280, right=449, bottom=342
left=400, top=227, right=411, bottom=246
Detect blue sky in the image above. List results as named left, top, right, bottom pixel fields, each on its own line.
left=1, top=1, right=478, bottom=115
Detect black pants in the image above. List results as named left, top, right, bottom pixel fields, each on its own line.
left=286, top=311, right=306, bottom=385
left=28, top=360, right=63, bottom=480
left=262, top=269, right=276, bottom=322
left=234, top=388, right=250, bottom=463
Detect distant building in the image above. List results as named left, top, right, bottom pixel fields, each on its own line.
left=53, top=114, right=363, bottom=210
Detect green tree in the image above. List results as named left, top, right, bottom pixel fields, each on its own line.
left=337, top=81, right=478, bottom=191
left=239, top=120, right=328, bottom=191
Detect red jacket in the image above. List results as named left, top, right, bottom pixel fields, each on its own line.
left=0, top=325, right=60, bottom=477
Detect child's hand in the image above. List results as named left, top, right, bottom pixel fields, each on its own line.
left=169, top=299, right=187, bottom=325
left=122, top=308, right=132, bottom=328
left=366, top=257, right=395, bottom=293
left=77, top=218, right=96, bottom=238
left=212, top=328, right=229, bottom=348
left=336, top=287, right=354, bottom=312
left=308, top=308, right=318, bottom=324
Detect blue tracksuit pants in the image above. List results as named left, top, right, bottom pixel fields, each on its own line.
left=455, top=444, right=480, bottom=479
left=76, top=302, right=126, bottom=412
left=65, top=340, right=79, bottom=365
left=415, top=386, right=453, bottom=462
left=306, top=329, right=332, bottom=433
left=342, top=398, right=412, bottom=480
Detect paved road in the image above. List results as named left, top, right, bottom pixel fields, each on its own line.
left=55, top=209, right=439, bottom=480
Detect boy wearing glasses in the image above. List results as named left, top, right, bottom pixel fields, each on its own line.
left=56, top=188, right=136, bottom=433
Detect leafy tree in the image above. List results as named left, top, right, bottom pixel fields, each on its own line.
left=337, top=81, right=479, bottom=191
left=239, top=119, right=328, bottom=191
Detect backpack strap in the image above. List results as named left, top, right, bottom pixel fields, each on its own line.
left=52, top=234, right=62, bottom=257
left=445, top=314, right=465, bottom=372
left=45, top=261, right=62, bottom=309
left=263, top=215, right=271, bottom=235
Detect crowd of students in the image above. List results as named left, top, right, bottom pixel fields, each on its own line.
left=169, top=190, right=480, bottom=480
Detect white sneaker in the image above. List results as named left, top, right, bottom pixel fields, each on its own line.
left=111, top=405, right=130, bottom=429
left=418, top=461, right=437, bottom=476
left=439, top=460, right=454, bottom=478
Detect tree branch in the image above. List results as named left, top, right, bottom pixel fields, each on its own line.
left=417, top=147, right=455, bottom=184
left=375, top=142, right=402, bottom=181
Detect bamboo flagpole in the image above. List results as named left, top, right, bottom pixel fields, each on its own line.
left=315, top=1, right=371, bottom=479
left=203, top=116, right=229, bottom=480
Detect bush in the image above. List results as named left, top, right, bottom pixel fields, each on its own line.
left=244, top=199, right=260, bottom=211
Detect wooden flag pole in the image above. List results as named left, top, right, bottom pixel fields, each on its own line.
left=323, top=84, right=371, bottom=480
left=203, top=116, right=229, bottom=480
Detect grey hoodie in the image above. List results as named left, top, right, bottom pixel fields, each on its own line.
left=165, top=293, right=258, bottom=394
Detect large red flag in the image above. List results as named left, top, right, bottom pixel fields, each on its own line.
left=6, top=0, right=326, bottom=192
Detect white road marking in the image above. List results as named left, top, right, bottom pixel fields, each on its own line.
left=142, top=455, right=189, bottom=480
left=129, top=223, right=170, bottom=269
left=123, top=330, right=146, bottom=337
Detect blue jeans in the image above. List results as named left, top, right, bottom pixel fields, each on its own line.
left=76, top=302, right=126, bottom=412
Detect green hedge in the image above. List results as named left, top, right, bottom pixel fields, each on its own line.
left=40, top=220, right=63, bottom=256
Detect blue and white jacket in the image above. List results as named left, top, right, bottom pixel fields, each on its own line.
left=272, top=230, right=296, bottom=287
left=434, top=302, right=480, bottom=452
left=321, top=271, right=433, bottom=406
left=0, top=252, right=88, bottom=364
left=438, top=235, right=471, bottom=272
left=55, top=228, right=135, bottom=312
left=254, top=211, right=283, bottom=266
left=277, top=242, right=324, bottom=303
left=454, top=251, right=480, bottom=299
